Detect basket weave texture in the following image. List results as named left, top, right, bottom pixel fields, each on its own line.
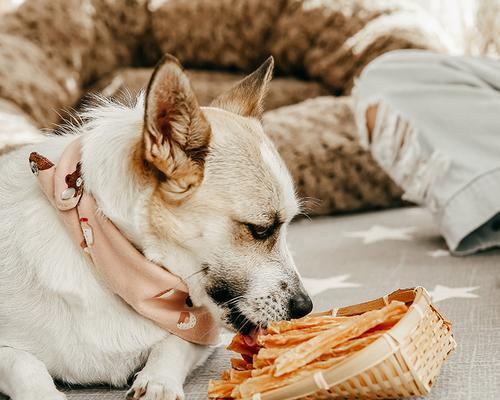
left=257, top=287, right=456, bottom=400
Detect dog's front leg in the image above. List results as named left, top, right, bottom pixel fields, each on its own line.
left=126, top=334, right=213, bottom=400
left=0, top=346, right=66, bottom=400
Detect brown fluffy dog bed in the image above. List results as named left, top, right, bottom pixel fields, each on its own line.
left=0, top=0, right=451, bottom=215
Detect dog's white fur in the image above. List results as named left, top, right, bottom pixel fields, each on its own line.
left=0, top=57, right=309, bottom=399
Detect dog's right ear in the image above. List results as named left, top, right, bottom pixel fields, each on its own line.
left=143, top=54, right=211, bottom=202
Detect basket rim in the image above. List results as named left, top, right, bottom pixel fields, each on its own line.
left=254, top=286, right=448, bottom=400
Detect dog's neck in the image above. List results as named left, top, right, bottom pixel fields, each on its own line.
left=78, top=98, right=151, bottom=251
left=74, top=98, right=208, bottom=301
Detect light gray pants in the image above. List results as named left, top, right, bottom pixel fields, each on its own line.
left=354, top=50, right=500, bottom=255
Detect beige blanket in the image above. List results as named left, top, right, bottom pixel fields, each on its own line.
left=0, top=0, right=450, bottom=214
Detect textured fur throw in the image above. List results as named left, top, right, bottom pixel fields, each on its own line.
left=0, top=0, right=450, bottom=214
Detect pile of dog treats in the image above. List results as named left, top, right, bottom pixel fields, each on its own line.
left=208, top=301, right=408, bottom=399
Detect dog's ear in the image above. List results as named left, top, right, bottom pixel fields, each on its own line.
left=143, top=54, right=211, bottom=201
left=211, top=56, right=274, bottom=120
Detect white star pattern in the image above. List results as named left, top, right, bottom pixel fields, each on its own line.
left=429, top=285, right=479, bottom=303
left=427, top=249, right=450, bottom=258
left=302, top=274, right=361, bottom=297
left=344, top=225, right=416, bottom=244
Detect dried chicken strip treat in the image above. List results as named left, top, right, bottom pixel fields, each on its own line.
left=256, top=330, right=385, bottom=362
left=297, top=323, right=347, bottom=334
left=253, top=333, right=382, bottom=370
left=208, top=379, right=238, bottom=398
left=227, top=333, right=260, bottom=356
left=212, top=330, right=377, bottom=399
left=267, top=316, right=349, bottom=334
left=274, top=301, right=407, bottom=376
left=328, top=330, right=384, bottom=354
left=230, top=358, right=252, bottom=371
left=230, top=385, right=241, bottom=399
left=251, top=364, right=274, bottom=377
left=262, top=322, right=381, bottom=361
left=230, top=369, right=252, bottom=383
left=258, top=322, right=346, bottom=348
left=209, top=301, right=409, bottom=399
left=258, top=330, right=319, bottom=347
left=256, top=346, right=292, bottom=361
left=253, top=355, right=273, bottom=369
left=364, top=313, right=404, bottom=333
left=238, top=356, right=347, bottom=398
left=314, top=331, right=385, bottom=362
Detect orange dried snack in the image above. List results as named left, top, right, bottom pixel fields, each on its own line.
left=267, top=315, right=349, bottom=334
left=274, top=301, right=407, bottom=376
left=238, top=356, right=347, bottom=398
left=256, top=329, right=384, bottom=363
left=258, top=330, right=319, bottom=347
left=227, top=333, right=260, bottom=356
left=230, top=369, right=252, bottom=383
left=312, top=331, right=384, bottom=363
left=258, top=322, right=346, bottom=347
left=251, top=365, right=273, bottom=377
left=208, top=379, right=238, bottom=398
left=256, top=346, right=293, bottom=361
left=253, top=355, right=273, bottom=369
left=364, top=312, right=404, bottom=333
left=230, top=358, right=252, bottom=371
left=207, top=300, right=409, bottom=400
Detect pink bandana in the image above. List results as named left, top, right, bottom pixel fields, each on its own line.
left=29, top=138, right=219, bottom=345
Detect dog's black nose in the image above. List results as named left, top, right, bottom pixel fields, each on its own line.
left=288, top=292, right=313, bottom=319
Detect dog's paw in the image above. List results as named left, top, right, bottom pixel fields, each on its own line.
left=126, top=373, right=184, bottom=400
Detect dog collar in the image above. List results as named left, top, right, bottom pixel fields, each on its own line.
left=29, top=138, right=219, bottom=345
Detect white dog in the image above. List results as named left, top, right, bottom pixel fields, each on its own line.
left=0, top=55, right=312, bottom=400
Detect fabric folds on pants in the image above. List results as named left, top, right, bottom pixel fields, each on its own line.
left=354, top=50, right=500, bottom=255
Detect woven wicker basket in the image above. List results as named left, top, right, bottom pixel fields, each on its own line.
left=254, top=287, right=456, bottom=400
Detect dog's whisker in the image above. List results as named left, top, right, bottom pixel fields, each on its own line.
left=185, top=295, right=244, bottom=323
left=217, top=295, right=245, bottom=309
left=182, top=266, right=209, bottom=282
left=236, top=317, right=253, bottom=335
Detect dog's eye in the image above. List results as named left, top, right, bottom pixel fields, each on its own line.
left=246, top=223, right=276, bottom=240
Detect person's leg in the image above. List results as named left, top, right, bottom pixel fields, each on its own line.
left=354, top=50, right=500, bottom=254
left=365, top=105, right=377, bottom=142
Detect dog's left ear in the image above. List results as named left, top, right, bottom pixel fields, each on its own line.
left=143, top=54, right=211, bottom=202
left=211, top=56, right=274, bottom=120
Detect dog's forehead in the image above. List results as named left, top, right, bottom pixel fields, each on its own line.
left=258, top=139, right=298, bottom=220
left=201, top=107, right=298, bottom=221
